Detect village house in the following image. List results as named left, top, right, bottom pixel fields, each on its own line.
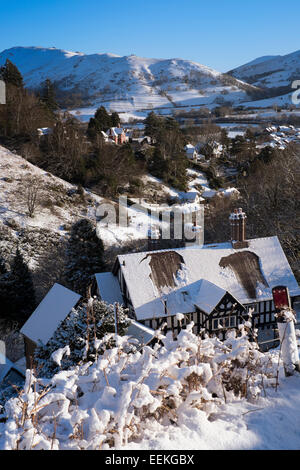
left=18, top=211, right=300, bottom=361
left=197, top=141, right=223, bottom=158
left=94, top=209, right=300, bottom=342
left=184, top=144, right=198, bottom=161
left=106, top=126, right=129, bottom=145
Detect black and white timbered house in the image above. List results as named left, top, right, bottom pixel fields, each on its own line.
left=95, top=209, right=300, bottom=341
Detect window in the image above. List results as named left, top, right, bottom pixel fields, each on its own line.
left=247, top=303, right=258, bottom=314
left=212, top=316, right=236, bottom=330
left=271, top=312, right=276, bottom=322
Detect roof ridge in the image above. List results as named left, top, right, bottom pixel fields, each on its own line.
left=117, top=236, right=280, bottom=260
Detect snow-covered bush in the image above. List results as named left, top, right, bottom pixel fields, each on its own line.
left=34, top=299, right=131, bottom=377
left=1, top=324, right=278, bottom=450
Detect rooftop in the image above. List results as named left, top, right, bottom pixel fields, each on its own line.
left=94, top=272, right=124, bottom=305
left=116, top=237, right=300, bottom=321
left=20, top=283, right=81, bottom=344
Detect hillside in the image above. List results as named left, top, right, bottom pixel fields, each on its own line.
left=229, top=49, right=300, bottom=105
left=0, top=145, right=214, bottom=296
left=0, top=47, right=257, bottom=119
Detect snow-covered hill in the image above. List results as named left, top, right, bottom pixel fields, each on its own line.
left=0, top=47, right=256, bottom=118
left=229, top=49, right=300, bottom=91
left=0, top=145, right=168, bottom=251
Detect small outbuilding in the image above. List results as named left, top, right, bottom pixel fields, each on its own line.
left=20, top=283, right=81, bottom=368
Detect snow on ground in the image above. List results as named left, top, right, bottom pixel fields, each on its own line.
left=123, top=372, right=300, bottom=450
left=231, top=49, right=300, bottom=92
left=0, top=47, right=255, bottom=124
left=1, top=324, right=300, bottom=450
left=0, top=144, right=235, bottom=251
left=96, top=200, right=171, bottom=247
left=0, top=46, right=261, bottom=125
left=0, top=146, right=173, bottom=248
left=144, top=171, right=216, bottom=200
left=0, top=145, right=100, bottom=235
left=187, top=169, right=216, bottom=198
left=187, top=168, right=239, bottom=199
left=242, top=93, right=296, bottom=109
left=144, top=170, right=239, bottom=203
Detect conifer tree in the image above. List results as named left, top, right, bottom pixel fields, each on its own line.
left=149, top=146, right=168, bottom=179
left=88, top=106, right=112, bottom=136
left=0, top=248, right=36, bottom=324
left=34, top=299, right=131, bottom=377
left=111, top=111, right=121, bottom=127
left=144, top=111, right=163, bottom=141
left=9, top=247, right=36, bottom=324
left=65, top=219, right=105, bottom=295
left=40, top=78, right=58, bottom=112
left=0, top=253, right=7, bottom=275
left=0, top=59, right=23, bottom=88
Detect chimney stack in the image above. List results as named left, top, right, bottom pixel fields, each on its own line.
left=230, top=208, right=239, bottom=242
left=229, top=208, right=248, bottom=249
left=147, top=226, right=161, bottom=251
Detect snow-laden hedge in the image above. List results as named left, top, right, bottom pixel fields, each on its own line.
left=1, top=324, right=278, bottom=450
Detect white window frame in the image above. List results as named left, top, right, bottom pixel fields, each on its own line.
left=212, top=316, right=237, bottom=331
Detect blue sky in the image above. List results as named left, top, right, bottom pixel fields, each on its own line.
left=0, top=0, right=299, bottom=71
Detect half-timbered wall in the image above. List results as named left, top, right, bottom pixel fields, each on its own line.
left=140, top=292, right=247, bottom=339
left=245, top=300, right=277, bottom=330
left=114, top=262, right=299, bottom=340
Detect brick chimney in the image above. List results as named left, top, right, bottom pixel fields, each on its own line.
left=229, top=208, right=248, bottom=249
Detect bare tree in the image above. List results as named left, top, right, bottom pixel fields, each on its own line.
left=24, top=177, right=40, bottom=218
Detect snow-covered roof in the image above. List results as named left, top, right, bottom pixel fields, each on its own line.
left=192, top=279, right=229, bottom=314
left=0, top=353, right=25, bottom=383
left=126, top=320, right=155, bottom=348
left=95, top=272, right=124, bottom=305
left=163, top=279, right=233, bottom=316
left=116, top=237, right=300, bottom=321
left=37, top=127, right=52, bottom=136
left=179, top=192, right=200, bottom=202
left=185, top=144, right=196, bottom=154
left=20, top=284, right=81, bottom=345
left=107, top=127, right=125, bottom=136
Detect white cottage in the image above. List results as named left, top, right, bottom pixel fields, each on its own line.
left=184, top=144, right=198, bottom=161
